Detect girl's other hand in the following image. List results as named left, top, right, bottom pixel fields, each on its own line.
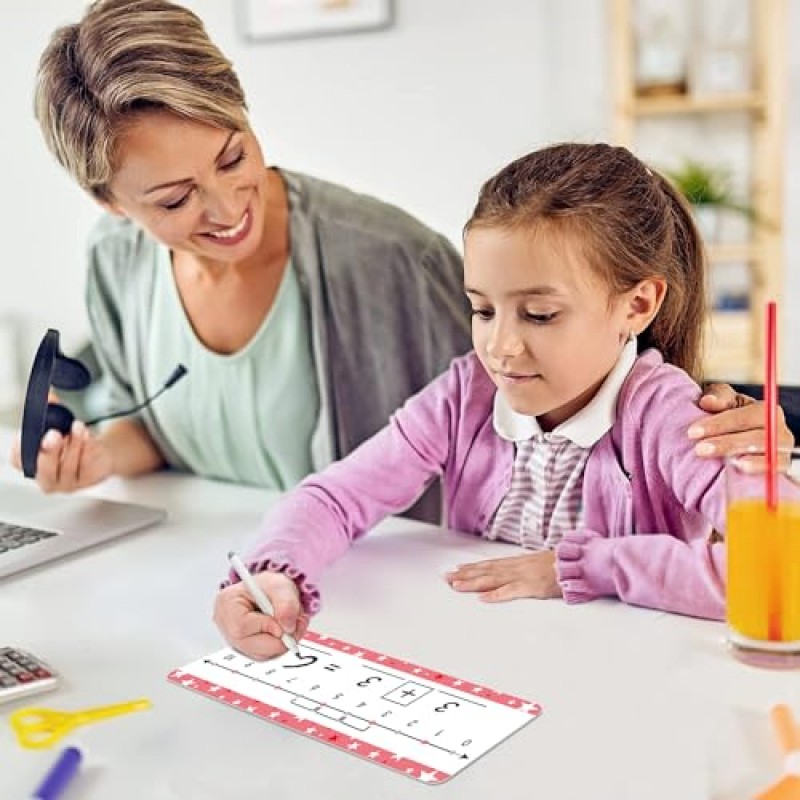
left=213, top=570, right=310, bottom=661
left=445, top=551, right=562, bottom=602
left=690, top=383, right=793, bottom=457
left=9, top=420, right=114, bottom=492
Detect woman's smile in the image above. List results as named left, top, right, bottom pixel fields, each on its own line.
left=201, top=207, right=253, bottom=246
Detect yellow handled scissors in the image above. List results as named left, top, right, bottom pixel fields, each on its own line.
left=10, top=698, right=152, bottom=749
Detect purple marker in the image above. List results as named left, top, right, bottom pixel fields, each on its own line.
left=30, top=746, right=82, bottom=800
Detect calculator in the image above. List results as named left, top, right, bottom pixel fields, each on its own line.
left=0, top=647, right=59, bottom=705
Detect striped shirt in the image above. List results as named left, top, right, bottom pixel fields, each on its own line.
left=487, top=338, right=638, bottom=549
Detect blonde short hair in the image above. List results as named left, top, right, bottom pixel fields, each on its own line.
left=35, top=0, right=247, bottom=201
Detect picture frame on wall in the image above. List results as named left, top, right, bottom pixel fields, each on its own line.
left=236, top=0, right=394, bottom=43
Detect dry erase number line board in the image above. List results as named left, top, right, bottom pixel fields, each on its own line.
left=168, top=630, right=542, bottom=784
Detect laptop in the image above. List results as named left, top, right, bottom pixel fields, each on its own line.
left=0, top=480, right=165, bottom=578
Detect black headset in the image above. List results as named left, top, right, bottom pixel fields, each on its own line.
left=20, top=329, right=187, bottom=479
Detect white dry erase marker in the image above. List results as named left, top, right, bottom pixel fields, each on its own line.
left=227, top=551, right=301, bottom=658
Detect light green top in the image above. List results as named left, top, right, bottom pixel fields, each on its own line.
left=144, top=248, right=318, bottom=489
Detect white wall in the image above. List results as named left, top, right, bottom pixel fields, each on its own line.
left=1, top=1, right=797, bottom=380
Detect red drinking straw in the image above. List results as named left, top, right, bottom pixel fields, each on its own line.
left=766, top=301, right=778, bottom=510
left=765, top=300, right=781, bottom=643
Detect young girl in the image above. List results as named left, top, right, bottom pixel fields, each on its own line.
left=214, top=143, right=732, bottom=660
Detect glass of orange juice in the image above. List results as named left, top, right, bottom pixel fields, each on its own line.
left=726, top=447, right=800, bottom=669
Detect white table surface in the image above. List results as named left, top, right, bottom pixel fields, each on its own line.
left=0, top=433, right=798, bottom=800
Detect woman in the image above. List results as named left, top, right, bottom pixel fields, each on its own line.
left=12, top=0, right=790, bottom=506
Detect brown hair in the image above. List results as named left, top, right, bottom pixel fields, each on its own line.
left=465, top=143, right=707, bottom=379
left=34, top=0, right=247, bottom=202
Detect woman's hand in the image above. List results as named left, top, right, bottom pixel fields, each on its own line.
left=690, top=383, right=794, bottom=458
left=9, top=420, right=114, bottom=492
left=445, top=551, right=562, bottom=602
left=213, top=570, right=310, bottom=661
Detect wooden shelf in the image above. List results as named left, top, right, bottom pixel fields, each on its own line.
left=611, top=0, right=785, bottom=383
left=703, top=311, right=753, bottom=381
left=629, top=92, right=765, bottom=117
left=708, top=310, right=752, bottom=333
left=706, top=243, right=761, bottom=263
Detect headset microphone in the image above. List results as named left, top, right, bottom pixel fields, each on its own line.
left=84, top=365, right=188, bottom=426
left=20, top=329, right=188, bottom=479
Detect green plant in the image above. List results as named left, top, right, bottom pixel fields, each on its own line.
left=665, top=158, right=757, bottom=220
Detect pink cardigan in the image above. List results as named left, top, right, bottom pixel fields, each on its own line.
left=240, top=350, right=727, bottom=620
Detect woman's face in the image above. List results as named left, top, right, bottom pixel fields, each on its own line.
left=104, top=111, right=269, bottom=265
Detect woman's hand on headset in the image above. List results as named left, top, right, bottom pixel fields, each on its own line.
left=10, top=419, right=114, bottom=493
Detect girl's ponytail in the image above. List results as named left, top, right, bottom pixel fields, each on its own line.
left=644, top=174, right=707, bottom=379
